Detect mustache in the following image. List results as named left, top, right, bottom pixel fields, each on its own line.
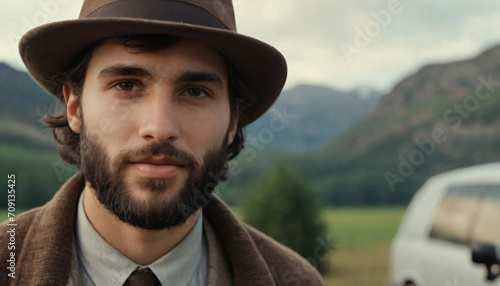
left=117, top=141, right=198, bottom=168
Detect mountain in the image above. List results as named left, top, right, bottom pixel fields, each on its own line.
left=220, top=85, right=380, bottom=204
left=372, top=45, right=500, bottom=117
left=246, top=84, right=380, bottom=152
left=0, top=63, right=56, bottom=148
left=0, top=64, right=71, bottom=209
left=297, top=43, right=500, bottom=206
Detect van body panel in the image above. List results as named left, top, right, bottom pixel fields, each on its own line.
left=389, top=163, right=500, bottom=286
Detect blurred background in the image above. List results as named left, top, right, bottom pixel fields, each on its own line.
left=2, top=1, right=500, bottom=285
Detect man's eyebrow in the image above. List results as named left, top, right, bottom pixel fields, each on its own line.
left=98, top=65, right=154, bottom=80
left=176, top=70, right=224, bottom=89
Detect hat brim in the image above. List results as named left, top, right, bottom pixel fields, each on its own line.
left=20, top=18, right=287, bottom=125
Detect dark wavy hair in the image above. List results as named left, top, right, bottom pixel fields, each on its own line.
left=43, top=35, right=253, bottom=179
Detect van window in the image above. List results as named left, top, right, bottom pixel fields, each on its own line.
left=429, top=185, right=483, bottom=245
left=470, top=186, right=500, bottom=245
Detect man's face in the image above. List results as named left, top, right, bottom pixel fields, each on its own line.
left=66, top=38, right=237, bottom=230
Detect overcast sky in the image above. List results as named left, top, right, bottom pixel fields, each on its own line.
left=2, top=0, right=500, bottom=94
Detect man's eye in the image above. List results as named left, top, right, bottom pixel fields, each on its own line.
left=185, top=88, right=210, bottom=98
left=115, top=81, right=138, bottom=91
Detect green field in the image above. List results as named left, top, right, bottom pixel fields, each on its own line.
left=233, top=205, right=406, bottom=285
left=321, top=206, right=406, bottom=286
left=0, top=210, right=8, bottom=221
left=1, top=206, right=407, bottom=285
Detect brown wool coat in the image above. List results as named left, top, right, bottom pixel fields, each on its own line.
left=0, top=174, right=323, bottom=286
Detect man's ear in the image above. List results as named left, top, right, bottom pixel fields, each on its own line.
left=63, top=85, right=82, bottom=134
left=227, top=115, right=238, bottom=145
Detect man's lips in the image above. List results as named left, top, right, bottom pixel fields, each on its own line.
left=129, top=157, right=187, bottom=179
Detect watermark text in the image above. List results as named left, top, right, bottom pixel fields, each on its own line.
left=6, top=174, right=16, bottom=279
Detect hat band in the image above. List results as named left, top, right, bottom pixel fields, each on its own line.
left=86, top=0, right=229, bottom=30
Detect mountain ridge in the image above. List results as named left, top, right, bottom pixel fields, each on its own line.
left=372, top=43, right=500, bottom=118
left=298, top=42, right=500, bottom=205
left=246, top=84, right=380, bottom=152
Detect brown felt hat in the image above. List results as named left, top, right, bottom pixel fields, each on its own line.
left=19, top=0, right=287, bottom=126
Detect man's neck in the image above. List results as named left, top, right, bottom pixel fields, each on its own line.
left=82, top=185, right=201, bottom=265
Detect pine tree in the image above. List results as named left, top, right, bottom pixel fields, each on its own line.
left=243, top=164, right=331, bottom=273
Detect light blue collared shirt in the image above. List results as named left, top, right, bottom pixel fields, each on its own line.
left=75, top=190, right=207, bottom=286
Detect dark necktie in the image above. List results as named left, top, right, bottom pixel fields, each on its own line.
left=124, top=268, right=161, bottom=286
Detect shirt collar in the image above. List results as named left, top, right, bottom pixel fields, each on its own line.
left=75, top=190, right=206, bottom=286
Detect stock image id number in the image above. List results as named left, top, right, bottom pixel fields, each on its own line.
left=7, top=174, right=16, bottom=216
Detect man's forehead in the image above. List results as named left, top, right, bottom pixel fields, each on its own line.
left=87, top=37, right=228, bottom=81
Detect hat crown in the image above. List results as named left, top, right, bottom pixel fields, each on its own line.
left=79, top=0, right=236, bottom=31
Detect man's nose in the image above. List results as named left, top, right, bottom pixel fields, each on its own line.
left=138, top=88, right=180, bottom=144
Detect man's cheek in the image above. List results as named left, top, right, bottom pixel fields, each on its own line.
left=90, top=101, right=133, bottom=135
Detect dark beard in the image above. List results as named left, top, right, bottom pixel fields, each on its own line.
left=79, top=128, right=229, bottom=230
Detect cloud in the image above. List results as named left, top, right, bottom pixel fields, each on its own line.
left=0, top=0, right=82, bottom=69
left=235, top=0, right=500, bottom=91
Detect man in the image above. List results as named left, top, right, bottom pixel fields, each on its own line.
left=0, top=0, right=323, bottom=285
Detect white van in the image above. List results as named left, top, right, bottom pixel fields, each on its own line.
left=389, top=163, right=500, bottom=286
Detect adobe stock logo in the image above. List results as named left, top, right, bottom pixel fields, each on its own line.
left=339, top=0, right=410, bottom=62
left=7, top=0, right=70, bottom=53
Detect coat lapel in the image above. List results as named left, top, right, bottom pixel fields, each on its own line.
left=16, top=174, right=84, bottom=286
left=204, top=197, right=275, bottom=286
